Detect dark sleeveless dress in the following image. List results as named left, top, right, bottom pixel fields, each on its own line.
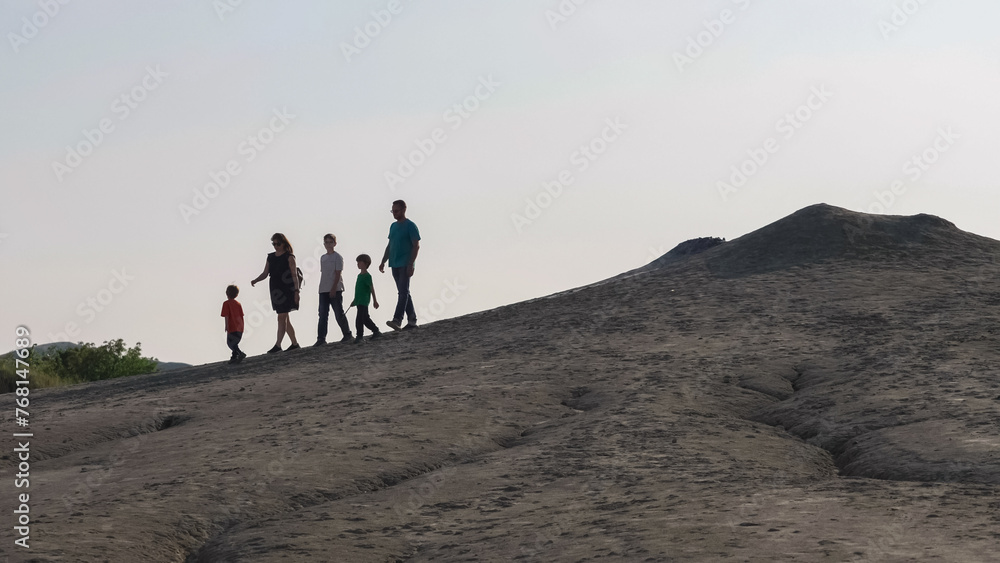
left=267, top=252, right=298, bottom=313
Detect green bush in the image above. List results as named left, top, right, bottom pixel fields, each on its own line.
left=0, top=358, right=66, bottom=393
left=1, top=339, right=159, bottom=393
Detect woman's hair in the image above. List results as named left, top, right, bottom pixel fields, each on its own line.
left=271, top=233, right=294, bottom=255
left=356, top=254, right=371, bottom=267
left=226, top=284, right=239, bottom=299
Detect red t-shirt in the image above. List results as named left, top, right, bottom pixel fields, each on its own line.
left=221, top=299, right=245, bottom=333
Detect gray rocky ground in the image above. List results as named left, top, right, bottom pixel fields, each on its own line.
left=3, top=204, right=999, bottom=562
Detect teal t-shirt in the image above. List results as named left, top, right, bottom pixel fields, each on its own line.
left=352, top=272, right=374, bottom=307
left=388, top=219, right=420, bottom=268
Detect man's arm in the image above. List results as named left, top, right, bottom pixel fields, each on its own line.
left=407, top=241, right=419, bottom=277
left=379, top=243, right=390, bottom=273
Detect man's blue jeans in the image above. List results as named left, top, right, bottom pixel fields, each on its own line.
left=391, top=267, right=417, bottom=323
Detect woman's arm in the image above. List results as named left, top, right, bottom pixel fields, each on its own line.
left=289, top=255, right=300, bottom=305
left=289, top=255, right=299, bottom=290
left=251, top=259, right=270, bottom=286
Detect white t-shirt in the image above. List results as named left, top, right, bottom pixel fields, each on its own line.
left=318, top=252, right=345, bottom=293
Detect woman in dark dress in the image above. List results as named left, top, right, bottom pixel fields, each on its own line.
left=251, top=233, right=301, bottom=353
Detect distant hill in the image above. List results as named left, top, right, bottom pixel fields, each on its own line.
left=629, top=203, right=997, bottom=279
left=2, top=341, right=190, bottom=372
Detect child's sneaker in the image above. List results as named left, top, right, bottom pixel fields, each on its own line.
left=353, top=336, right=364, bottom=345
left=371, top=330, right=382, bottom=339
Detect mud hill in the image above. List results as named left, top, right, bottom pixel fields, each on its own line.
left=3, top=204, right=999, bottom=562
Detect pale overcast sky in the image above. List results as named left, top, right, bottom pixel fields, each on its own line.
left=3, top=0, right=998, bottom=365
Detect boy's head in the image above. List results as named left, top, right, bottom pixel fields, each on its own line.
left=226, top=284, right=239, bottom=299
left=356, top=254, right=371, bottom=269
left=323, top=233, right=336, bottom=247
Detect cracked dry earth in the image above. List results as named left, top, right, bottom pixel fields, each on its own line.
left=4, top=211, right=1000, bottom=562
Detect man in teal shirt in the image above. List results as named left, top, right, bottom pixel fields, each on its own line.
left=379, top=199, right=420, bottom=330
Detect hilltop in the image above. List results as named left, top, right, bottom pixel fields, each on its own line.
left=2, top=204, right=999, bottom=562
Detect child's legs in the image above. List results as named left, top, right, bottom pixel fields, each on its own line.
left=363, top=314, right=379, bottom=333
left=355, top=305, right=369, bottom=337
left=226, top=332, right=243, bottom=356
left=332, top=291, right=352, bottom=337
left=317, top=292, right=331, bottom=342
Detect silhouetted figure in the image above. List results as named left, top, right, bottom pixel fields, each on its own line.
left=251, top=233, right=300, bottom=353
left=379, top=200, right=420, bottom=331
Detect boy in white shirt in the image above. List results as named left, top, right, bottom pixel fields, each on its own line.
left=314, top=233, right=352, bottom=345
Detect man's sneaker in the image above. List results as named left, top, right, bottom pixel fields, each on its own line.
left=370, top=331, right=382, bottom=339
left=313, top=340, right=326, bottom=347
left=402, top=323, right=418, bottom=331
left=267, top=345, right=282, bottom=354
left=287, top=343, right=301, bottom=351
left=386, top=319, right=402, bottom=332
left=339, top=334, right=354, bottom=343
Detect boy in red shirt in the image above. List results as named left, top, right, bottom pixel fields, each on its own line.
left=221, top=284, right=247, bottom=364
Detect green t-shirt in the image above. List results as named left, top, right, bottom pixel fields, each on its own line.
left=352, top=271, right=374, bottom=307
left=388, top=219, right=420, bottom=268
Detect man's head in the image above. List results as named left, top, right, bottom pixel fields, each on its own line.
left=391, top=200, right=406, bottom=221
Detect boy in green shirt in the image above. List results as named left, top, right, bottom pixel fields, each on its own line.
left=349, top=254, right=382, bottom=344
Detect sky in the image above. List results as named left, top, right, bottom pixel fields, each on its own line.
left=2, top=0, right=999, bottom=366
